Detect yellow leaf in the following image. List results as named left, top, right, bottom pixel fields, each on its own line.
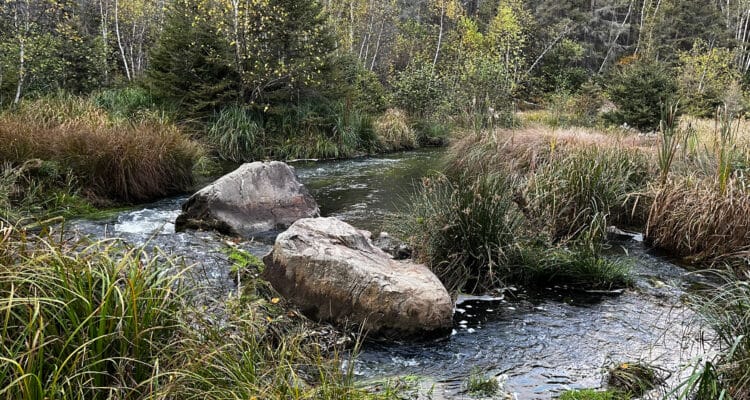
left=271, top=297, right=280, bottom=304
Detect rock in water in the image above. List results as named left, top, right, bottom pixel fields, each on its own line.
left=263, top=217, right=453, bottom=339
left=175, top=161, right=319, bottom=236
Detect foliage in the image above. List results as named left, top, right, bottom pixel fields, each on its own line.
left=558, top=389, right=631, bottom=400
left=146, top=0, right=238, bottom=119
left=93, top=86, right=166, bottom=122
left=607, top=362, right=663, bottom=397
left=604, top=59, right=677, bottom=132
left=392, top=173, right=523, bottom=293
left=670, top=273, right=750, bottom=400
left=391, top=62, right=446, bottom=119
left=677, top=41, right=740, bottom=117
left=0, top=224, right=187, bottom=400
left=516, top=245, right=632, bottom=290
left=207, top=106, right=267, bottom=163
left=374, top=108, right=417, bottom=151
left=646, top=177, right=750, bottom=263
left=465, top=368, right=500, bottom=397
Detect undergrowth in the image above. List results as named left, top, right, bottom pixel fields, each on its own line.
left=0, top=223, right=402, bottom=400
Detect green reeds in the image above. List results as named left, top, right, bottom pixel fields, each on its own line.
left=391, top=173, right=523, bottom=293
left=529, top=146, right=651, bottom=242
left=0, top=223, right=187, bottom=400
left=715, top=104, right=740, bottom=194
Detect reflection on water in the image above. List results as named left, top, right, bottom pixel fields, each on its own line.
left=68, top=149, right=709, bottom=399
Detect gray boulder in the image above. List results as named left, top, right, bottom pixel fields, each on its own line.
left=175, top=161, right=319, bottom=236
left=263, top=217, right=453, bottom=339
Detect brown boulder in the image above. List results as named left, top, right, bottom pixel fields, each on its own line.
left=263, top=217, right=453, bottom=339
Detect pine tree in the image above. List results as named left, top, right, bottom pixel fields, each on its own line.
left=146, top=0, right=237, bottom=118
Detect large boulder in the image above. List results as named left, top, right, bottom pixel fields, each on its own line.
left=175, top=161, right=319, bottom=236
left=263, top=217, right=453, bottom=339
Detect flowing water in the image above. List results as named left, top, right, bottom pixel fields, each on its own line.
left=70, top=149, right=709, bottom=399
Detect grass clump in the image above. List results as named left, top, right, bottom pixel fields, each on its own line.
left=0, top=223, right=186, bottom=400
left=672, top=273, right=750, bottom=400
left=558, top=389, right=630, bottom=400
left=0, top=95, right=203, bottom=203
left=517, top=245, right=631, bottom=290
left=392, top=173, right=523, bottom=293
left=465, top=368, right=500, bottom=397
left=207, top=105, right=266, bottom=163
left=607, top=362, right=663, bottom=397
left=646, top=177, right=750, bottom=263
left=392, top=171, right=631, bottom=293
left=0, top=223, right=400, bottom=400
left=374, top=108, right=417, bottom=151
left=528, top=146, right=652, bottom=241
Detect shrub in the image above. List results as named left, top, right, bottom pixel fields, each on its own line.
left=374, top=109, right=417, bottom=151
left=392, top=63, right=445, bottom=119
left=604, top=59, right=677, bottom=132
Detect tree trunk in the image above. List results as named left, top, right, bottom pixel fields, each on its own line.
left=115, top=0, right=132, bottom=81
left=432, top=0, right=445, bottom=69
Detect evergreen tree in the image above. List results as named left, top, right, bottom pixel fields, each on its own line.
left=146, top=0, right=238, bottom=118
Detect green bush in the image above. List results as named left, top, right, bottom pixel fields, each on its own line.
left=604, top=59, right=677, bottom=132
left=392, top=63, right=446, bottom=119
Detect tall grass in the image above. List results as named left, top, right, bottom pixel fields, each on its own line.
left=0, top=95, right=202, bottom=203
left=0, top=224, right=400, bottom=400
left=391, top=171, right=631, bottom=293
left=528, top=146, right=652, bottom=241
left=207, top=105, right=266, bottom=162
left=391, top=173, right=523, bottom=293
left=93, top=87, right=169, bottom=123
left=374, top=109, right=417, bottom=151
left=646, top=177, right=750, bottom=263
left=671, top=272, right=750, bottom=400
left=0, top=223, right=186, bottom=399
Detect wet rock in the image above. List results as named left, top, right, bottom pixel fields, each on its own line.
left=175, top=161, right=319, bottom=237
left=373, top=232, right=412, bottom=260
left=263, top=217, right=453, bottom=339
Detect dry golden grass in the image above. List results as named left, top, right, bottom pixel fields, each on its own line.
left=0, top=97, right=203, bottom=203
left=646, top=176, right=750, bottom=263
left=374, top=108, right=417, bottom=151
left=447, top=126, right=654, bottom=178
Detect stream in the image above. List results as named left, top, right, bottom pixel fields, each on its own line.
left=69, top=149, right=709, bottom=399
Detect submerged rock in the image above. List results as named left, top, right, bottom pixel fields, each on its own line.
left=373, top=231, right=412, bottom=260
left=175, top=161, right=319, bottom=237
left=263, top=217, right=453, bottom=339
